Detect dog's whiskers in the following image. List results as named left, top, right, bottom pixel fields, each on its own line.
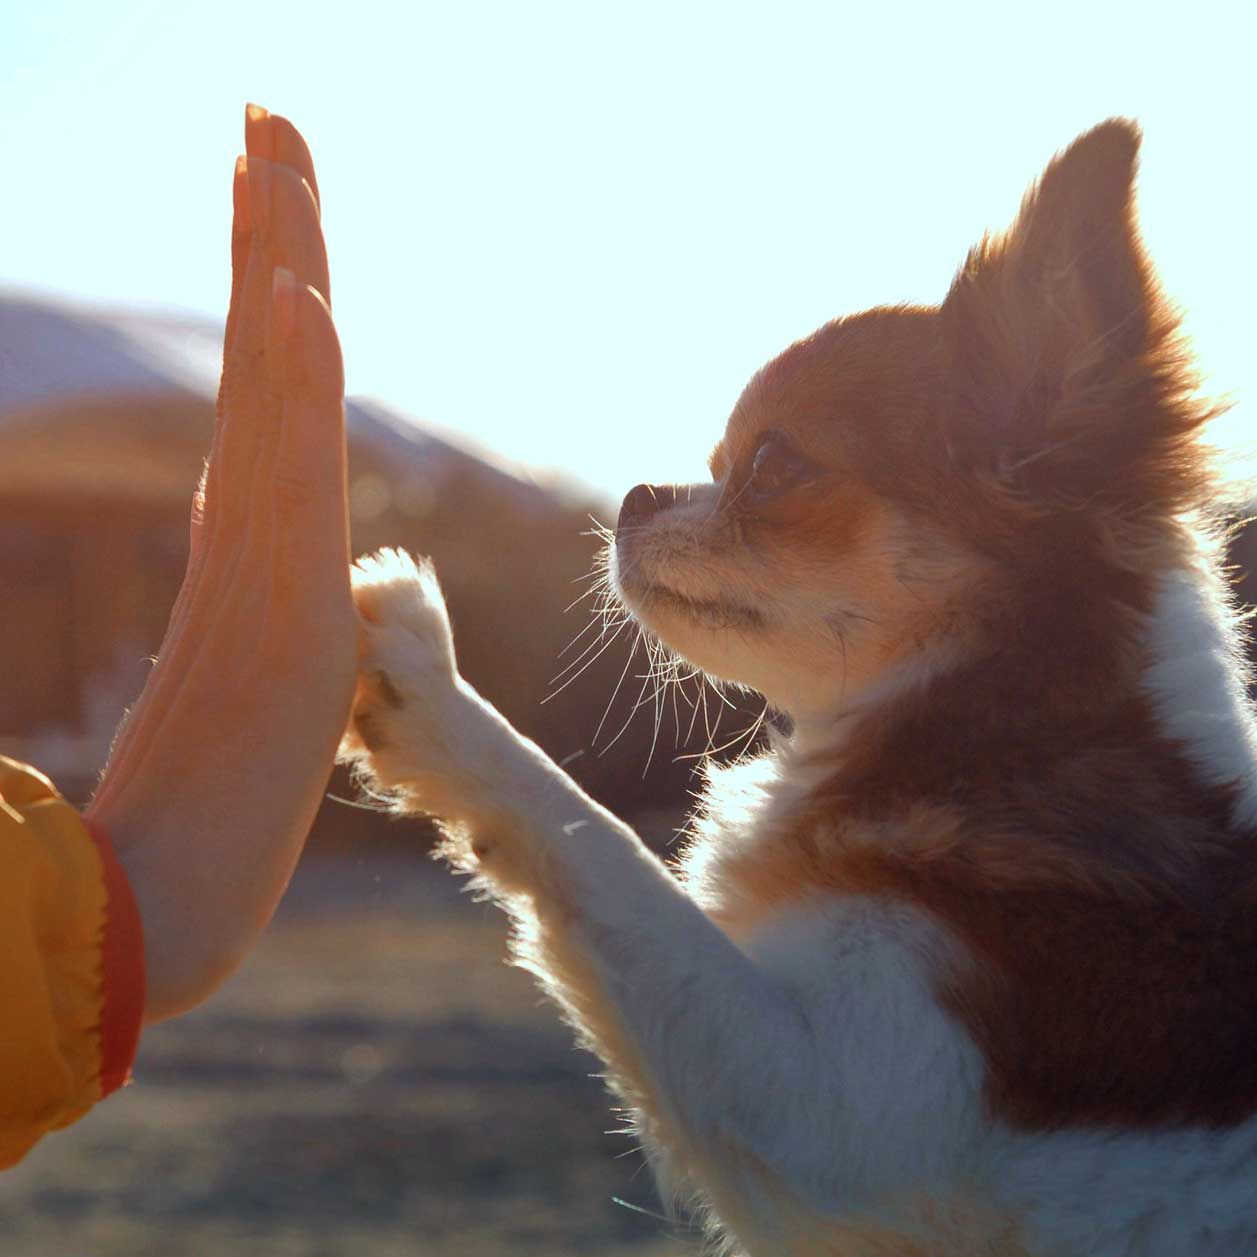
left=593, top=625, right=647, bottom=748
left=542, top=617, right=632, bottom=704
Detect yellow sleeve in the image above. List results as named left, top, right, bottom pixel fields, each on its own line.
left=0, top=756, right=144, bottom=1169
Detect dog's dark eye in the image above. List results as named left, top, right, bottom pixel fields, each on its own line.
left=749, top=432, right=815, bottom=496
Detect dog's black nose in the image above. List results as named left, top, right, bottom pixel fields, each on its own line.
left=618, top=483, right=676, bottom=532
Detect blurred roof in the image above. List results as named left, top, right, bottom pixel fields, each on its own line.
left=0, top=293, right=223, bottom=413
left=0, top=290, right=575, bottom=513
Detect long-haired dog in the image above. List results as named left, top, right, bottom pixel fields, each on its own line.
left=339, top=121, right=1257, bottom=1254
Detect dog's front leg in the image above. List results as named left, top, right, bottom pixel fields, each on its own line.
left=339, top=551, right=980, bottom=1250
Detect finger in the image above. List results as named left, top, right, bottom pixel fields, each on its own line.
left=247, top=155, right=330, bottom=308
left=211, top=155, right=327, bottom=546
left=272, top=268, right=345, bottom=402
left=269, top=270, right=349, bottom=564
left=176, top=154, right=250, bottom=620
left=221, top=155, right=252, bottom=372
left=245, top=103, right=321, bottom=214
left=211, top=223, right=284, bottom=537
left=199, top=117, right=330, bottom=583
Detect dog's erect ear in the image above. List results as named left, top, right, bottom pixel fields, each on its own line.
left=970, top=120, right=1149, bottom=353
left=941, top=119, right=1207, bottom=514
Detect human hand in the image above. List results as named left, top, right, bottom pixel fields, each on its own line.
left=87, top=106, right=356, bottom=1023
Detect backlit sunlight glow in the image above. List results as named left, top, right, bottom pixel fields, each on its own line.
left=1, top=1, right=1250, bottom=500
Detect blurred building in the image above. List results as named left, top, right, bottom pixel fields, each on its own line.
left=0, top=293, right=725, bottom=842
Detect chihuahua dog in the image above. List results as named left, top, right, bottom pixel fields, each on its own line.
left=339, top=121, right=1257, bottom=1255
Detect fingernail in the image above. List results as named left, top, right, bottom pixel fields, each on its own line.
left=272, top=267, right=297, bottom=343
left=232, top=155, right=251, bottom=234
left=245, top=102, right=276, bottom=159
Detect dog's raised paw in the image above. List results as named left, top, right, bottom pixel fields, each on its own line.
left=350, top=548, right=457, bottom=672
left=338, top=549, right=462, bottom=794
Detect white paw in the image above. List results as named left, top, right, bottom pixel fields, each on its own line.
left=349, top=547, right=456, bottom=676
left=339, top=548, right=562, bottom=891
left=338, top=549, right=473, bottom=812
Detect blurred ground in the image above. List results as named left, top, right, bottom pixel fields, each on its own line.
left=0, top=844, right=694, bottom=1257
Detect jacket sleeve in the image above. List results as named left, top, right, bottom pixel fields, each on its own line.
left=0, top=755, right=144, bottom=1169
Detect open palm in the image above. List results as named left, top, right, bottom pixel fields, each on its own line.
left=88, top=107, right=356, bottom=1022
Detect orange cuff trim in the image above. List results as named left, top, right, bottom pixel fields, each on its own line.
left=83, top=819, right=145, bottom=1096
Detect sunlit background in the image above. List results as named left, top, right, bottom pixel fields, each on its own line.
left=3, top=0, right=1252, bottom=495
left=0, top=4, right=1253, bottom=1254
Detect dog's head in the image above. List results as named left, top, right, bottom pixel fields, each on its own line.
left=612, top=120, right=1214, bottom=721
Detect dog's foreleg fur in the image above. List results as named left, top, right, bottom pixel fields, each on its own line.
left=340, top=550, right=987, bottom=1254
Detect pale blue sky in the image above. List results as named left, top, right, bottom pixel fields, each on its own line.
left=1, top=1, right=1251, bottom=498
